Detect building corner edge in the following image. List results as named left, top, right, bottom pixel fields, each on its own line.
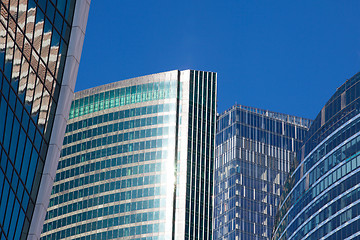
left=27, top=1, right=91, bottom=239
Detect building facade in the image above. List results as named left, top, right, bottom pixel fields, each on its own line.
left=273, top=72, right=360, bottom=240
left=40, top=70, right=217, bottom=240
left=0, top=0, right=89, bottom=239
left=214, top=105, right=311, bottom=240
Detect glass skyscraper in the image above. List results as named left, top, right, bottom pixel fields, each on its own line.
left=0, top=0, right=89, bottom=239
left=273, top=72, right=360, bottom=240
left=40, top=70, right=217, bottom=239
left=214, top=105, right=311, bottom=240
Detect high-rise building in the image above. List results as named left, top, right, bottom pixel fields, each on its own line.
left=40, top=70, right=217, bottom=240
left=214, top=105, right=311, bottom=240
left=273, top=72, right=360, bottom=240
left=0, top=0, right=89, bottom=239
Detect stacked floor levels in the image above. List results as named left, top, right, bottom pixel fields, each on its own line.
left=214, top=105, right=311, bottom=240
left=41, top=70, right=217, bottom=239
left=273, top=72, right=360, bottom=240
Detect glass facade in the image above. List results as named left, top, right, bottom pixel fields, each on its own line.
left=214, top=105, right=311, bottom=240
left=40, top=69, right=217, bottom=239
left=273, top=72, right=360, bottom=240
left=0, top=0, right=89, bottom=239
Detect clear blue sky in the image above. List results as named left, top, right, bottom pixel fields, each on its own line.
left=76, top=0, right=360, bottom=120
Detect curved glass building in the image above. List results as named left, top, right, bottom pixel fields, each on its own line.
left=214, top=105, right=311, bottom=240
left=273, top=72, right=360, bottom=240
left=40, top=70, right=217, bottom=239
left=0, top=0, right=89, bottom=239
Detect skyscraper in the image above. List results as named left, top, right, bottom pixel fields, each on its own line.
left=40, top=70, right=217, bottom=239
left=214, top=105, right=311, bottom=240
left=0, top=0, right=89, bottom=239
left=273, top=72, right=360, bottom=240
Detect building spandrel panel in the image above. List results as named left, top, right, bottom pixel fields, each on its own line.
left=0, top=0, right=89, bottom=239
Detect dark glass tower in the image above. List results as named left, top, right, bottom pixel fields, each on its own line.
left=40, top=70, right=217, bottom=239
left=273, top=72, right=360, bottom=240
left=0, top=0, right=89, bottom=239
left=214, top=105, right=311, bottom=240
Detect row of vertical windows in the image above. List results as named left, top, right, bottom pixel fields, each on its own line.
left=46, top=196, right=165, bottom=222
left=44, top=206, right=164, bottom=233
left=42, top=215, right=165, bottom=240
left=46, top=189, right=165, bottom=224
left=66, top=103, right=175, bottom=133
left=48, top=185, right=164, bottom=216
left=217, top=122, right=303, bottom=152
left=62, top=126, right=171, bottom=157
left=64, top=114, right=173, bottom=145
left=216, top=137, right=292, bottom=168
left=69, top=81, right=178, bottom=119
left=216, top=145, right=292, bottom=177
left=214, top=215, right=271, bottom=239
left=215, top=191, right=275, bottom=217
left=217, top=109, right=309, bottom=140
left=55, top=158, right=162, bottom=183
left=69, top=223, right=166, bottom=240
left=52, top=165, right=163, bottom=195
left=215, top=175, right=281, bottom=206
left=61, top=135, right=168, bottom=158
left=58, top=148, right=165, bottom=172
